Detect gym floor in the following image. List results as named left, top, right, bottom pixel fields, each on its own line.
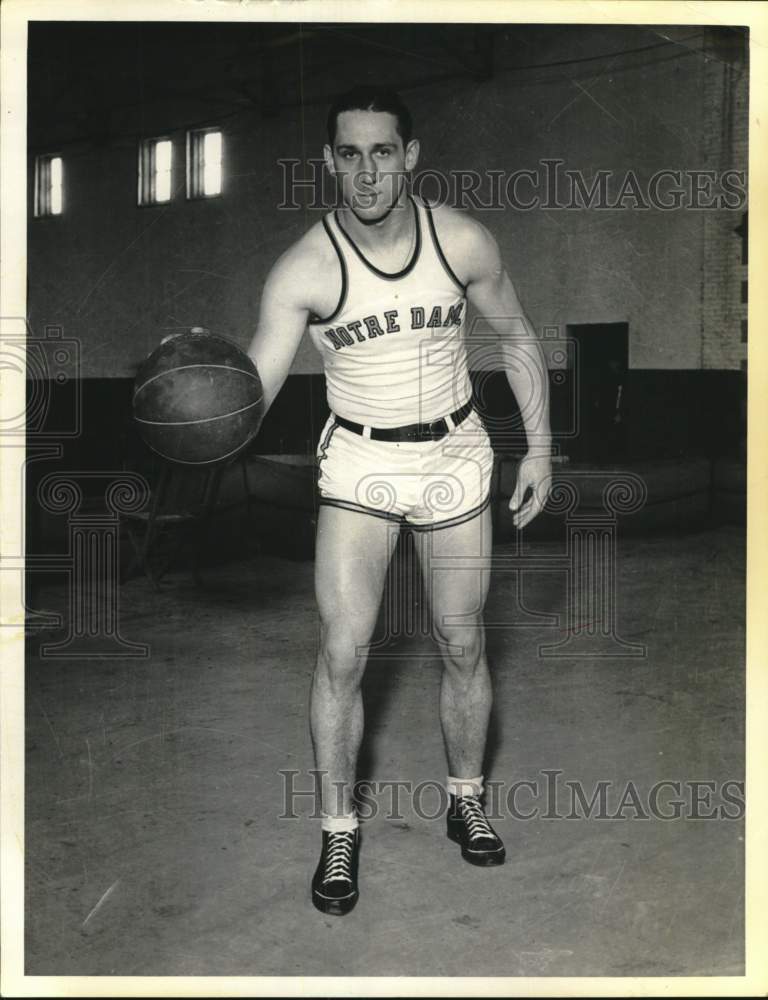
left=24, top=522, right=744, bottom=977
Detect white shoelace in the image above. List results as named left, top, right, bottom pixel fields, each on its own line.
left=458, top=796, right=494, bottom=841
left=323, top=831, right=355, bottom=883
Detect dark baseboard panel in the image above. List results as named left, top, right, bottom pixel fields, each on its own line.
left=25, top=369, right=746, bottom=479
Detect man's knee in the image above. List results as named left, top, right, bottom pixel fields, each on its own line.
left=316, top=619, right=372, bottom=688
left=433, top=618, right=485, bottom=675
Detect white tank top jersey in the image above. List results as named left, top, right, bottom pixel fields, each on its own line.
left=307, top=196, right=472, bottom=428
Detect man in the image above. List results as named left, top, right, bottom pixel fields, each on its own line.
left=248, top=86, right=552, bottom=916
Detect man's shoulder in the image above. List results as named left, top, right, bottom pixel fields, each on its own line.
left=267, top=216, right=337, bottom=300
left=418, top=199, right=498, bottom=269
left=277, top=216, right=336, bottom=271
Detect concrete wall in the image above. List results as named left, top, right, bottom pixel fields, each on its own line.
left=27, top=23, right=747, bottom=378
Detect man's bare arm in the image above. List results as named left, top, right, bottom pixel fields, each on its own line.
left=247, top=250, right=312, bottom=415
left=463, top=220, right=552, bottom=528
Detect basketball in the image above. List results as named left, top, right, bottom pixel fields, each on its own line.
left=133, top=330, right=264, bottom=465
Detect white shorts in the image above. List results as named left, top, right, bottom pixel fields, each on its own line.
left=316, top=408, right=495, bottom=530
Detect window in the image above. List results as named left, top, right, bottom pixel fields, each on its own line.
left=186, top=128, right=222, bottom=199
left=34, top=155, right=63, bottom=217
left=138, top=138, right=173, bottom=206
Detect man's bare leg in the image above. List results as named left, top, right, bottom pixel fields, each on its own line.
left=311, top=504, right=399, bottom=814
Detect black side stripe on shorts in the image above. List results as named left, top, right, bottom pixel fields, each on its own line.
left=317, top=420, right=338, bottom=468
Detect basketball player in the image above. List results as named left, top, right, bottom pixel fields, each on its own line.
left=248, top=86, right=552, bottom=916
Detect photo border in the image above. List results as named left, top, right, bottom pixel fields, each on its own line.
left=2, top=1, right=766, bottom=996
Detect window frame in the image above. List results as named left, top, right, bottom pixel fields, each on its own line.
left=186, top=127, right=223, bottom=200
left=33, top=153, right=64, bottom=218
left=137, top=135, right=175, bottom=207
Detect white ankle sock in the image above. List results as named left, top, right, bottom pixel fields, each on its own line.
left=321, top=812, right=359, bottom=834
left=447, top=774, right=484, bottom=799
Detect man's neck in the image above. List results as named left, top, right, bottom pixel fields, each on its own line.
left=338, top=190, right=414, bottom=251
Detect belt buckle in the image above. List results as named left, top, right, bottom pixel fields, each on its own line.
left=427, top=418, right=446, bottom=441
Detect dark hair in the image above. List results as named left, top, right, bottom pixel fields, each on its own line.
left=326, top=86, right=413, bottom=148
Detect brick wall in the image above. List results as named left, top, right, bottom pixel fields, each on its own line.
left=701, top=29, right=748, bottom=370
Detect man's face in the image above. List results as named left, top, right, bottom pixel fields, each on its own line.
left=324, top=109, right=419, bottom=223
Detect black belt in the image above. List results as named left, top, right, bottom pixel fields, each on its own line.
left=333, top=400, right=473, bottom=442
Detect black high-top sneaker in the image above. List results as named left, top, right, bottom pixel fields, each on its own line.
left=446, top=793, right=505, bottom=866
left=311, top=828, right=360, bottom=915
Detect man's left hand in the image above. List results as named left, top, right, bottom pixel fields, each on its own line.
left=509, top=453, right=553, bottom=530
